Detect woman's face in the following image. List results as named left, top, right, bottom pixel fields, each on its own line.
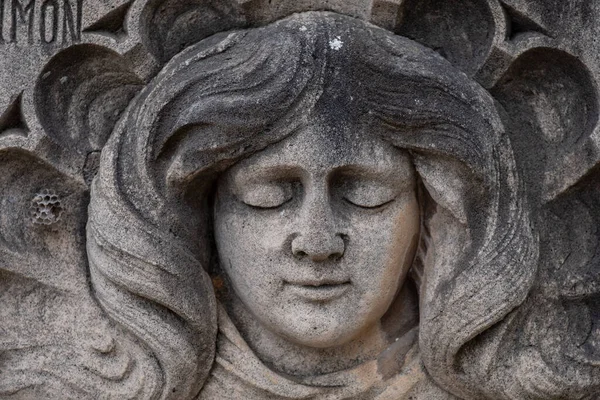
left=214, top=113, right=420, bottom=348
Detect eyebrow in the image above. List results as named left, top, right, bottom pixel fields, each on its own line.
left=231, top=146, right=414, bottom=182
left=233, top=164, right=306, bottom=182
left=331, top=159, right=414, bottom=178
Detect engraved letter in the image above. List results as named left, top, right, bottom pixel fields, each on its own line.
left=10, top=0, right=35, bottom=43
left=61, top=0, right=81, bottom=43
left=0, top=0, right=5, bottom=43
left=40, top=0, right=57, bottom=43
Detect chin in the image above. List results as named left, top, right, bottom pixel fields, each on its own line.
left=276, top=321, right=365, bottom=349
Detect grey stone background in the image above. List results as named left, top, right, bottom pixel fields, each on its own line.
left=3, top=1, right=600, bottom=399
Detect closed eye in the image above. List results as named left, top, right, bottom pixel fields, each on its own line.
left=244, top=197, right=293, bottom=210
left=343, top=197, right=395, bottom=210
left=236, top=181, right=295, bottom=209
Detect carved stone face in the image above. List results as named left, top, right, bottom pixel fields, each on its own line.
left=214, top=112, right=420, bottom=348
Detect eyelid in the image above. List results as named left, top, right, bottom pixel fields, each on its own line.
left=343, top=197, right=396, bottom=210
left=337, top=179, right=399, bottom=209
left=235, top=181, right=294, bottom=209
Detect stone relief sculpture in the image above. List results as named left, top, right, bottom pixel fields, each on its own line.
left=1, top=1, right=600, bottom=399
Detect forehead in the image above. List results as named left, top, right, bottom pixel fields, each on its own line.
left=229, top=111, right=411, bottom=177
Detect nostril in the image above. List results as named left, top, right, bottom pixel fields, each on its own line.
left=295, top=250, right=308, bottom=259
left=328, top=252, right=341, bottom=261
left=290, top=232, right=346, bottom=261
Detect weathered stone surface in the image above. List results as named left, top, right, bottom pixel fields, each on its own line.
left=1, top=1, right=600, bottom=399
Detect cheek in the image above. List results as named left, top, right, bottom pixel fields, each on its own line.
left=214, top=204, right=291, bottom=292
left=384, top=195, right=420, bottom=285
left=346, top=194, right=420, bottom=304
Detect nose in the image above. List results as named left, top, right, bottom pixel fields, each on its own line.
left=292, top=232, right=345, bottom=261
left=291, top=189, right=345, bottom=262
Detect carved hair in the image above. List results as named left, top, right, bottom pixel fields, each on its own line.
left=87, top=12, right=537, bottom=399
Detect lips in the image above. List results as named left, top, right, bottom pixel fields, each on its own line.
left=284, top=280, right=351, bottom=302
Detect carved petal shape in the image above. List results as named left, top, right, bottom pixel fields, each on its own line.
left=0, top=150, right=87, bottom=291
left=139, top=0, right=247, bottom=62
left=0, top=149, right=159, bottom=398
left=504, top=170, right=600, bottom=398
left=34, top=45, right=142, bottom=156
left=396, top=0, right=497, bottom=76
left=492, top=48, right=599, bottom=202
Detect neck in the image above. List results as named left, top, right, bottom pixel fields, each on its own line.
left=223, top=283, right=419, bottom=377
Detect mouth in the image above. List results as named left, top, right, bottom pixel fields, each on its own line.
left=284, top=280, right=351, bottom=302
